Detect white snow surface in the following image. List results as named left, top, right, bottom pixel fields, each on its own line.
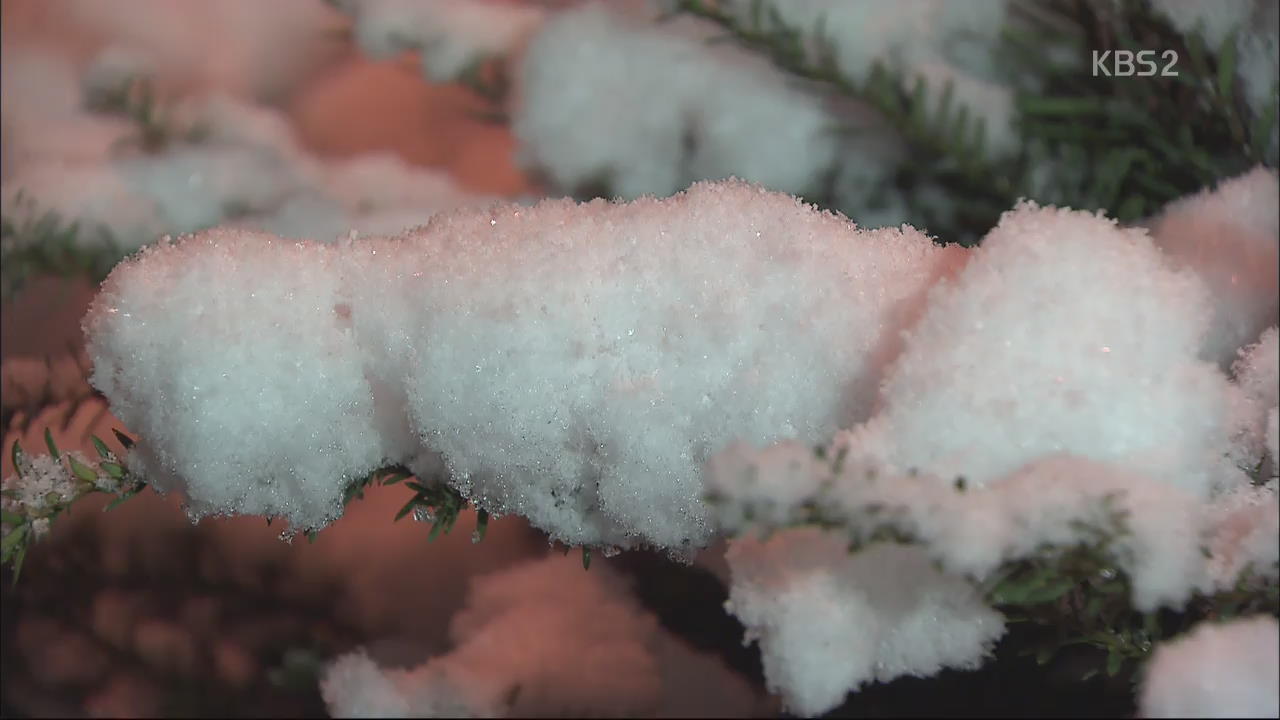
left=84, top=180, right=960, bottom=550
left=335, top=0, right=546, bottom=83
left=873, top=201, right=1236, bottom=497
left=1139, top=614, right=1280, bottom=718
left=1230, top=327, right=1280, bottom=473
left=715, top=0, right=1017, bottom=157
left=724, top=530, right=1004, bottom=717
left=1147, top=167, right=1280, bottom=369
left=513, top=1, right=839, bottom=202
left=1, top=70, right=491, bottom=250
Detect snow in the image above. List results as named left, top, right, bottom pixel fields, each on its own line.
left=1149, top=0, right=1254, bottom=49
left=724, top=530, right=1004, bottom=717
left=86, top=228, right=387, bottom=531
left=875, top=201, right=1235, bottom=497
left=708, top=447, right=1218, bottom=611
left=715, top=0, right=1018, bottom=157
left=84, top=179, right=959, bottom=547
left=14, top=0, right=346, bottom=101
left=2, top=68, right=492, bottom=250
left=1203, top=483, right=1279, bottom=591
left=1139, top=615, right=1280, bottom=718
left=1147, top=167, right=1280, bottom=369
left=1230, top=327, right=1280, bottom=473
left=335, top=0, right=546, bottom=83
left=513, top=1, right=838, bottom=202
left=321, top=553, right=763, bottom=717
left=1148, top=0, right=1278, bottom=156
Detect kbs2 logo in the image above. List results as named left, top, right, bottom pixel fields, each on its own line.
left=1091, top=50, right=1179, bottom=77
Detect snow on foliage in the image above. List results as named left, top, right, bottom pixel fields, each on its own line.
left=3, top=0, right=345, bottom=102
left=723, top=530, right=1004, bottom=717
left=1148, top=0, right=1256, bottom=49
left=513, top=1, right=838, bottom=203
left=1147, top=167, right=1280, bottom=369
left=321, top=553, right=763, bottom=718
left=1149, top=0, right=1278, bottom=140
left=1139, top=614, right=1280, bottom=718
left=1230, top=327, right=1280, bottom=473
left=0, top=49, right=135, bottom=178
left=709, top=448, right=1217, bottom=606
left=84, top=180, right=959, bottom=549
left=509, top=0, right=1017, bottom=216
left=716, top=0, right=1017, bottom=156
left=874, top=201, right=1236, bottom=497
left=700, top=193, right=1277, bottom=714
left=334, top=0, right=546, bottom=83
left=1, top=54, right=491, bottom=250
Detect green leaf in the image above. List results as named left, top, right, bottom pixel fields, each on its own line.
left=1250, top=81, right=1278, bottom=160
left=10, top=544, right=27, bottom=587
left=91, top=435, right=112, bottom=459
left=475, top=509, right=489, bottom=543
left=112, top=428, right=135, bottom=450
left=2, top=524, right=28, bottom=564
left=381, top=471, right=409, bottom=486
left=44, top=428, right=60, bottom=460
left=104, top=489, right=141, bottom=511
left=100, top=461, right=126, bottom=479
left=950, top=105, right=970, bottom=157
left=909, top=76, right=928, bottom=133
left=394, top=496, right=418, bottom=522
left=67, top=455, right=98, bottom=483
left=11, top=440, right=26, bottom=478
left=1116, top=195, right=1146, bottom=223
left=1143, top=612, right=1160, bottom=638
left=1035, top=644, right=1056, bottom=666
left=934, top=79, right=955, bottom=134
left=1105, top=651, right=1124, bottom=677
left=1216, top=32, right=1237, bottom=105
left=1021, top=578, right=1077, bottom=605
left=1, top=509, right=22, bottom=525
left=1017, top=95, right=1106, bottom=117
left=582, top=547, right=592, bottom=570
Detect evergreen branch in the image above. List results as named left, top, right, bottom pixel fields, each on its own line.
left=709, top=445, right=1279, bottom=686
left=87, top=73, right=196, bottom=153
left=2, top=430, right=142, bottom=585
left=0, top=348, right=103, bottom=440
left=0, top=196, right=126, bottom=302
left=1, top=426, right=490, bottom=572
left=674, top=0, right=1276, bottom=244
